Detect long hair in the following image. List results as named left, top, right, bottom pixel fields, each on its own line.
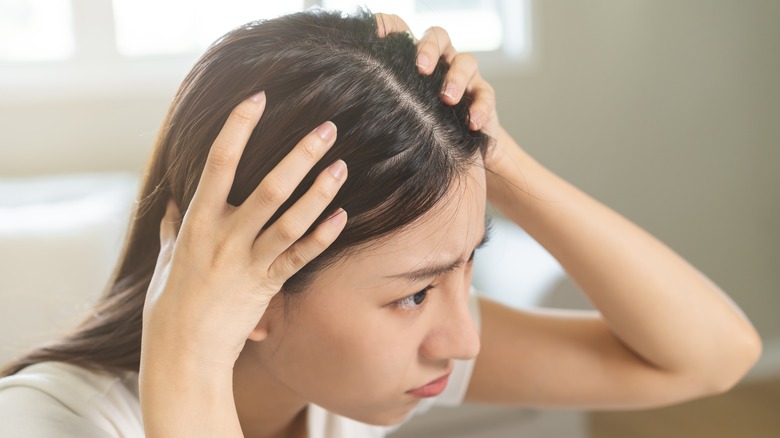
left=1, top=9, right=489, bottom=377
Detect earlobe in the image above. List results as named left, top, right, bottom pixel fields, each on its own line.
left=247, top=325, right=269, bottom=342
left=246, top=292, right=290, bottom=342
left=247, top=311, right=272, bottom=341
left=247, top=311, right=271, bottom=342
left=246, top=299, right=281, bottom=342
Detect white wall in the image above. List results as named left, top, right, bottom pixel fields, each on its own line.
left=1, top=0, right=778, bottom=358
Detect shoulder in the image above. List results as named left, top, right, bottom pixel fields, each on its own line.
left=0, top=361, right=143, bottom=437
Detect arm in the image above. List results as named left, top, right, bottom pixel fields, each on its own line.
left=374, top=15, right=762, bottom=409
left=140, top=93, right=348, bottom=435
left=465, top=128, right=762, bottom=409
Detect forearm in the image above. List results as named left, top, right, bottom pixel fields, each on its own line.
left=486, top=128, right=761, bottom=388
left=139, top=328, right=244, bottom=437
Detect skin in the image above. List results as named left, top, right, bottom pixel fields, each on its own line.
left=234, top=166, right=486, bottom=435
left=138, top=13, right=763, bottom=438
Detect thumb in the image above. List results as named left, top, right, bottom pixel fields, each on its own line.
left=146, top=199, right=182, bottom=308
left=157, top=199, right=182, bottom=267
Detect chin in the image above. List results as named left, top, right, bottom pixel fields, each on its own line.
left=347, top=399, right=420, bottom=426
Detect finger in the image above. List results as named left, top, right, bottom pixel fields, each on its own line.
left=235, top=121, right=338, bottom=241
left=252, top=159, right=347, bottom=265
left=440, top=52, right=478, bottom=105
left=466, top=75, right=497, bottom=131
left=375, top=13, right=411, bottom=37
left=189, top=91, right=266, bottom=218
left=266, top=208, right=347, bottom=283
left=416, top=26, right=456, bottom=74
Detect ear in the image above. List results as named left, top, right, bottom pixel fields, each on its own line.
left=247, top=322, right=269, bottom=342
left=246, top=295, right=284, bottom=342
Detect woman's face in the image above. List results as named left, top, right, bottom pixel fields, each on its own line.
left=243, top=161, right=487, bottom=425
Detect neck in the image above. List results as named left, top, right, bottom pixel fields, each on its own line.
left=233, top=349, right=309, bottom=438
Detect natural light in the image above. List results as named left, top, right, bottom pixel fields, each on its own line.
left=1, top=0, right=528, bottom=61
left=0, top=0, right=530, bottom=100
left=0, top=0, right=74, bottom=61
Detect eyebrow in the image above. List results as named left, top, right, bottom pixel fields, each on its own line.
left=386, top=217, right=494, bottom=283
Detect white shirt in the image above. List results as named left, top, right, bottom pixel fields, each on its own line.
left=0, top=295, right=480, bottom=437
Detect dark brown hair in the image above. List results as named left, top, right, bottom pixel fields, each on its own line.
left=1, top=9, right=489, bottom=377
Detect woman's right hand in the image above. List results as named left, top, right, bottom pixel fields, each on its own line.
left=139, top=91, right=348, bottom=436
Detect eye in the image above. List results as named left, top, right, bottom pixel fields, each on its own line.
left=392, top=286, right=433, bottom=310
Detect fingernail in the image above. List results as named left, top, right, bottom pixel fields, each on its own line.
left=249, top=91, right=265, bottom=103
left=328, top=208, right=347, bottom=226
left=327, top=159, right=346, bottom=179
left=315, top=121, right=336, bottom=141
left=417, top=54, right=430, bottom=71
left=442, top=83, right=457, bottom=100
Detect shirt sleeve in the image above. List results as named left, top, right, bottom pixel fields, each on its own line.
left=0, top=386, right=115, bottom=438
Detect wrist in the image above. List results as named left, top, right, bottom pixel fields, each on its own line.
left=484, top=129, right=572, bottom=227
left=486, top=128, right=538, bottom=206
left=139, top=358, right=241, bottom=437
left=141, top=292, right=258, bottom=370
left=141, top=322, right=238, bottom=376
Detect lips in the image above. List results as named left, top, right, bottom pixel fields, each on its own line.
left=406, top=373, right=451, bottom=398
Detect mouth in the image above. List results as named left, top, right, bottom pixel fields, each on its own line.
left=405, top=372, right=451, bottom=398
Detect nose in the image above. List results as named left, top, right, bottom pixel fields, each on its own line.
left=420, top=282, right=481, bottom=362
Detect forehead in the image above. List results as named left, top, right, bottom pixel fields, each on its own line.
left=328, top=163, right=487, bottom=285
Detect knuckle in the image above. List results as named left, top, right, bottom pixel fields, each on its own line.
left=473, top=95, right=491, bottom=109
left=375, top=14, right=388, bottom=34
left=230, top=105, right=256, bottom=127
left=275, top=217, right=305, bottom=242
left=266, top=263, right=287, bottom=286
left=448, top=71, right=467, bottom=85
left=394, top=15, right=411, bottom=33
left=475, top=86, right=496, bottom=103
left=285, top=246, right=309, bottom=271
left=314, top=181, right=336, bottom=202
left=310, top=230, right=334, bottom=250
left=183, top=213, right=209, bottom=237
left=430, top=26, right=449, bottom=39
left=459, top=52, right=477, bottom=66
left=419, top=45, right=438, bottom=60
left=205, top=144, right=234, bottom=174
left=298, top=138, right=319, bottom=161
left=257, top=179, right=286, bottom=205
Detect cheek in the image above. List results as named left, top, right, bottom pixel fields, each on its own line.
left=271, top=296, right=425, bottom=397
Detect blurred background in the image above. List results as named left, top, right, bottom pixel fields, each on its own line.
left=1, top=0, right=778, bottom=437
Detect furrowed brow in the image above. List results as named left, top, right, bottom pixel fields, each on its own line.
left=386, top=217, right=493, bottom=283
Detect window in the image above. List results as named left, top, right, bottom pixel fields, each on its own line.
left=112, top=0, right=305, bottom=57
left=0, top=0, right=74, bottom=61
left=0, top=0, right=531, bottom=100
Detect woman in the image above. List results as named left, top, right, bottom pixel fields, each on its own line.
left=0, top=9, right=761, bottom=437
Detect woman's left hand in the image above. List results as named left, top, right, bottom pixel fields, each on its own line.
left=376, top=14, right=527, bottom=208
left=375, top=14, right=503, bottom=159
left=379, top=13, right=763, bottom=411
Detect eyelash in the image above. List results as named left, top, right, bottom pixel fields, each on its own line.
left=392, top=285, right=434, bottom=310
left=391, top=250, right=477, bottom=311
